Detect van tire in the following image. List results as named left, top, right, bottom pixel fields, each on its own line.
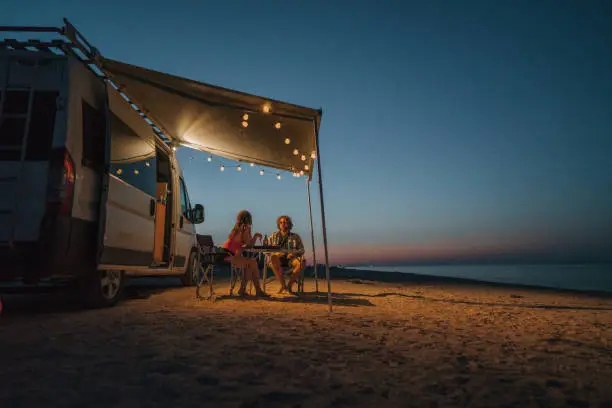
left=180, top=250, right=199, bottom=287
left=79, top=269, right=125, bottom=308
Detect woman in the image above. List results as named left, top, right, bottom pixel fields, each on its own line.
left=221, top=210, right=268, bottom=297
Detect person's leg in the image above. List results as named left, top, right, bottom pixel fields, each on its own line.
left=287, top=258, right=305, bottom=294
left=230, top=256, right=248, bottom=296
left=268, top=254, right=287, bottom=293
left=246, top=258, right=267, bottom=296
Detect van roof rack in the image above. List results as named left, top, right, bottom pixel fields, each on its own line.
left=0, top=18, right=174, bottom=145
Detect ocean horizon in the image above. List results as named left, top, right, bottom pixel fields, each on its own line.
left=345, top=263, right=612, bottom=293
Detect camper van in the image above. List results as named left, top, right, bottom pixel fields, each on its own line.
left=0, top=49, right=205, bottom=307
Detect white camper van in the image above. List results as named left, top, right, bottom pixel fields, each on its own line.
left=0, top=48, right=205, bottom=307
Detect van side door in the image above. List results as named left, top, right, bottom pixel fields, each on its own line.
left=98, top=89, right=156, bottom=268
left=173, top=176, right=195, bottom=270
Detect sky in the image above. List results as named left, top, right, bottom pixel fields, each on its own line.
left=3, top=0, right=612, bottom=265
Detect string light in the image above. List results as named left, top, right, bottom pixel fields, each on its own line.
left=304, top=164, right=309, bottom=171
left=242, top=113, right=249, bottom=120
left=220, top=165, right=225, bottom=171
left=207, top=156, right=212, bottom=162
left=301, top=154, right=306, bottom=161
left=241, top=121, right=248, bottom=128
left=285, top=138, right=291, bottom=144
left=277, top=173, right=281, bottom=180
left=237, top=165, right=242, bottom=172
left=116, top=169, right=123, bottom=175
left=259, top=169, right=264, bottom=175
left=275, top=122, right=281, bottom=129
left=145, top=161, right=150, bottom=167
left=293, top=148, right=299, bottom=155
left=262, top=104, right=271, bottom=113
left=300, top=170, right=304, bottom=175
left=134, top=169, right=139, bottom=175
left=172, top=146, right=177, bottom=151
left=311, top=151, right=316, bottom=159
left=250, top=163, right=255, bottom=167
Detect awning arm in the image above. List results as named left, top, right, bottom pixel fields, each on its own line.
left=306, top=179, right=319, bottom=293
left=313, top=119, right=332, bottom=312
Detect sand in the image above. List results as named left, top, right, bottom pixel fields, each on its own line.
left=0, top=271, right=611, bottom=408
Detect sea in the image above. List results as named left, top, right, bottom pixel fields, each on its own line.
left=347, top=264, right=612, bottom=293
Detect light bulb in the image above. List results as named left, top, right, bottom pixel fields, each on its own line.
left=311, top=151, right=316, bottom=159
left=276, top=174, right=281, bottom=180
left=237, top=165, right=242, bottom=172
left=293, top=148, right=299, bottom=156
left=172, top=146, right=177, bottom=151
left=116, top=169, right=123, bottom=175
left=145, top=161, right=150, bottom=167
left=262, top=104, right=271, bottom=113
left=250, top=162, right=254, bottom=167
left=285, top=138, right=291, bottom=144
left=220, top=165, right=225, bottom=171
left=243, top=113, right=249, bottom=121
left=134, top=169, right=139, bottom=175
left=259, top=169, right=264, bottom=175
left=207, top=156, right=212, bottom=162
left=301, top=154, right=306, bottom=161
left=241, top=121, right=248, bottom=128
left=275, top=122, right=281, bottom=129
left=300, top=170, right=304, bottom=175
left=304, top=164, right=309, bottom=170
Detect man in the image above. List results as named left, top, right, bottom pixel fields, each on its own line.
left=268, top=215, right=305, bottom=294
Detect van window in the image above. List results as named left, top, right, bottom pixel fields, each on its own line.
left=82, top=100, right=106, bottom=169
left=25, top=91, right=58, bottom=160
left=0, top=90, right=57, bottom=161
left=4, top=90, right=29, bottom=114
left=109, top=112, right=157, bottom=197
left=0, top=90, right=28, bottom=149
left=179, top=177, right=191, bottom=217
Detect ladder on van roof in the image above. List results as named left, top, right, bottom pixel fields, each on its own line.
left=0, top=19, right=173, bottom=146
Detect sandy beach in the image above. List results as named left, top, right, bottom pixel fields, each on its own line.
left=1, top=269, right=611, bottom=408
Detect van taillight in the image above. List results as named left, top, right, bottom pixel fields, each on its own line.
left=46, top=148, right=75, bottom=216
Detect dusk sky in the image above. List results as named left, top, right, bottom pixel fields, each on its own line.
left=3, top=0, right=611, bottom=265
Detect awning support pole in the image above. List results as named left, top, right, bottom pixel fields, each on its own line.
left=313, top=120, right=332, bottom=313
left=306, top=180, right=318, bottom=293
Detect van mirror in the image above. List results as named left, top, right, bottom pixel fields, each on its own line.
left=192, top=204, right=205, bottom=224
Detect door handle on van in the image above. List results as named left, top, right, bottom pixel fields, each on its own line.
left=150, top=198, right=155, bottom=217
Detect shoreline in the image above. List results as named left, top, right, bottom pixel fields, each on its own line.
left=305, top=266, right=612, bottom=299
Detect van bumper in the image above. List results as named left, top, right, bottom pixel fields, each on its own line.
left=0, top=215, right=97, bottom=282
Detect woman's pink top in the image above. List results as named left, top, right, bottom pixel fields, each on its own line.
left=221, top=231, right=242, bottom=256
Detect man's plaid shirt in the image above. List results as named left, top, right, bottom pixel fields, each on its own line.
left=269, top=231, right=305, bottom=258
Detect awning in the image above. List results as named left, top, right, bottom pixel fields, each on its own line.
left=100, top=58, right=322, bottom=177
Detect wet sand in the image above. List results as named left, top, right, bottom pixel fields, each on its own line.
left=0, top=270, right=611, bottom=407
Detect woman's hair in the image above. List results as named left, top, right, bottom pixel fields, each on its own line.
left=276, top=215, right=293, bottom=230
left=229, top=210, right=252, bottom=239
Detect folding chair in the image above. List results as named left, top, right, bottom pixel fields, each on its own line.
left=196, top=249, right=249, bottom=300
left=229, top=261, right=246, bottom=296
left=196, top=250, right=221, bottom=301
left=262, top=255, right=305, bottom=295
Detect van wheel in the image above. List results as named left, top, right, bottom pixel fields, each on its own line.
left=180, top=251, right=199, bottom=286
left=79, top=270, right=125, bottom=308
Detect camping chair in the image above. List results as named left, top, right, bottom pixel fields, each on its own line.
left=196, top=249, right=253, bottom=301
left=261, top=255, right=305, bottom=295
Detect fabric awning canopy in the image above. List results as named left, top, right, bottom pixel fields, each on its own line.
left=100, top=58, right=322, bottom=177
